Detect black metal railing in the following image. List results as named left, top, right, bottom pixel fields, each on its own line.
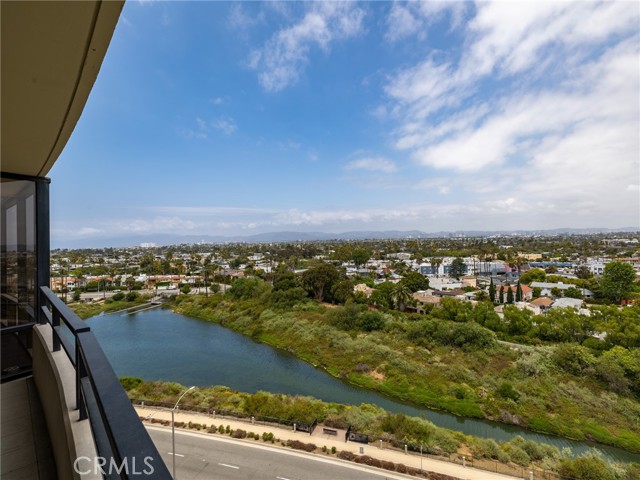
left=40, top=287, right=171, bottom=479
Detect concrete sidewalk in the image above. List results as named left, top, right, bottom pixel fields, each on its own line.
left=135, top=406, right=520, bottom=480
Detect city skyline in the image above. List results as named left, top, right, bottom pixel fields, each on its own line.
left=50, top=1, right=640, bottom=247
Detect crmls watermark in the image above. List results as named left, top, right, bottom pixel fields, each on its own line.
left=73, top=456, right=155, bottom=476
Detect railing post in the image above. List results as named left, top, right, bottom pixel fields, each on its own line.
left=52, top=308, right=61, bottom=352
left=76, top=339, right=87, bottom=420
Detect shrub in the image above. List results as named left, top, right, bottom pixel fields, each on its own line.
left=286, top=440, right=316, bottom=452
left=496, top=382, right=520, bottom=402
left=558, top=456, right=616, bottom=480
left=119, top=376, right=143, bottom=391
left=112, top=292, right=125, bottom=301
left=231, top=429, right=247, bottom=438
left=125, top=291, right=139, bottom=302
left=218, top=424, right=225, bottom=434
left=506, top=446, right=530, bottom=466
left=331, top=446, right=336, bottom=454
left=357, top=311, right=386, bottom=332
left=381, top=460, right=395, bottom=471
left=552, top=344, right=596, bottom=375
left=338, top=451, right=356, bottom=461
left=470, top=438, right=501, bottom=459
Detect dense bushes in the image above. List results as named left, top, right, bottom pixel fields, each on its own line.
left=167, top=293, right=640, bottom=453
left=407, top=318, right=497, bottom=351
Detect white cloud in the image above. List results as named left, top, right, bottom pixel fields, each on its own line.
left=117, top=217, right=199, bottom=233
left=78, top=227, right=103, bottom=236
left=381, top=1, right=639, bottom=228
left=149, top=206, right=274, bottom=216
left=212, top=117, right=237, bottom=135
left=385, top=1, right=467, bottom=42
left=249, top=2, right=365, bottom=92
left=228, top=3, right=264, bottom=32
left=344, top=157, right=398, bottom=173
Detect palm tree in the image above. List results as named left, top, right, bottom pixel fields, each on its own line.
left=392, top=283, right=413, bottom=312
left=430, top=257, right=442, bottom=277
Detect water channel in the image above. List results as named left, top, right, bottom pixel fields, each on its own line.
left=86, top=308, right=638, bottom=463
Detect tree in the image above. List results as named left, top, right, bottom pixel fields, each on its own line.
left=489, top=279, right=496, bottom=303
left=331, top=279, right=354, bottom=304
left=357, top=311, right=386, bottom=331
left=504, top=305, right=532, bottom=336
left=370, top=282, right=395, bottom=309
left=515, top=281, right=523, bottom=302
left=600, top=261, right=636, bottom=304
left=449, top=257, right=466, bottom=279
left=475, top=290, right=489, bottom=302
left=550, top=287, right=563, bottom=298
left=497, top=285, right=504, bottom=303
left=564, top=286, right=583, bottom=299
left=351, top=248, right=370, bottom=269
left=400, top=271, right=429, bottom=292
left=575, top=265, right=593, bottom=279
left=300, top=263, right=340, bottom=302
left=519, top=268, right=546, bottom=285
left=392, top=283, right=412, bottom=311
left=429, top=257, right=442, bottom=277
left=506, top=287, right=514, bottom=304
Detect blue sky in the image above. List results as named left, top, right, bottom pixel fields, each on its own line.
left=51, top=1, right=640, bottom=246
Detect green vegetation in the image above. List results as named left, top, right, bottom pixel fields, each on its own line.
left=70, top=295, right=150, bottom=319
left=122, top=378, right=639, bottom=477
left=601, top=262, right=638, bottom=304
left=168, top=284, right=640, bottom=453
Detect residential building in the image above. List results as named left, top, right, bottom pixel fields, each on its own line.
left=530, top=282, right=593, bottom=298
left=496, top=284, right=533, bottom=303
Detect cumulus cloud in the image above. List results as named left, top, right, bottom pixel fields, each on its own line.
left=249, top=2, right=366, bottom=92
left=344, top=157, right=398, bottom=173
left=382, top=0, right=640, bottom=227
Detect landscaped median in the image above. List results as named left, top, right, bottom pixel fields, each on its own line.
left=123, top=379, right=639, bottom=480
left=135, top=404, right=506, bottom=480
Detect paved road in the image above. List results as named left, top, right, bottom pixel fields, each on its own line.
left=146, top=426, right=422, bottom=480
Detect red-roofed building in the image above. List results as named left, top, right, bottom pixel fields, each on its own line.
left=496, top=284, right=533, bottom=303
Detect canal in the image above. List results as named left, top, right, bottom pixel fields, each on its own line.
left=86, top=308, right=638, bottom=463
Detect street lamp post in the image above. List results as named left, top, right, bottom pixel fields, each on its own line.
left=171, top=386, right=195, bottom=479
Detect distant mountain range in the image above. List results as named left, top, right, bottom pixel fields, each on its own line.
left=52, top=227, right=639, bottom=249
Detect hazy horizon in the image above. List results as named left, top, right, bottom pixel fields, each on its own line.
left=50, top=1, right=640, bottom=247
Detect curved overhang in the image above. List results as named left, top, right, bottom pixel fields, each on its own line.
left=1, top=0, right=124, bottom=177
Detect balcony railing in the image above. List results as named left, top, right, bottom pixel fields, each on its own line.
left=39, top=286, right=171, bottom=479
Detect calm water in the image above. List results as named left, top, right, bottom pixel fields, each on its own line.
left=86, top=308, right=638, bottom=463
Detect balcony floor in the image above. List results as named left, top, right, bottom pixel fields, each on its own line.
left=1, top=376, right=57, bottom=479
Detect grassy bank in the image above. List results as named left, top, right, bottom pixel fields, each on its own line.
left=71, top=295, right=150, bottom=319
left=122, top=378, right=639, bottom=479
left=169, top=293, right=640, bottom=454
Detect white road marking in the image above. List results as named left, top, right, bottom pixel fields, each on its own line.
left=218, top=463, right=240, bottom=469
left=276, top=477, right=292, bottom=480
left=168, top=452, right=185, bottom=457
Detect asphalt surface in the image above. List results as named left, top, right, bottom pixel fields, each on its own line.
left=146, top=426, right=418, bottom=480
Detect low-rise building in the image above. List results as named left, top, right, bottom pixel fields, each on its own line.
left=530, top=281, right=593, bottom=298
